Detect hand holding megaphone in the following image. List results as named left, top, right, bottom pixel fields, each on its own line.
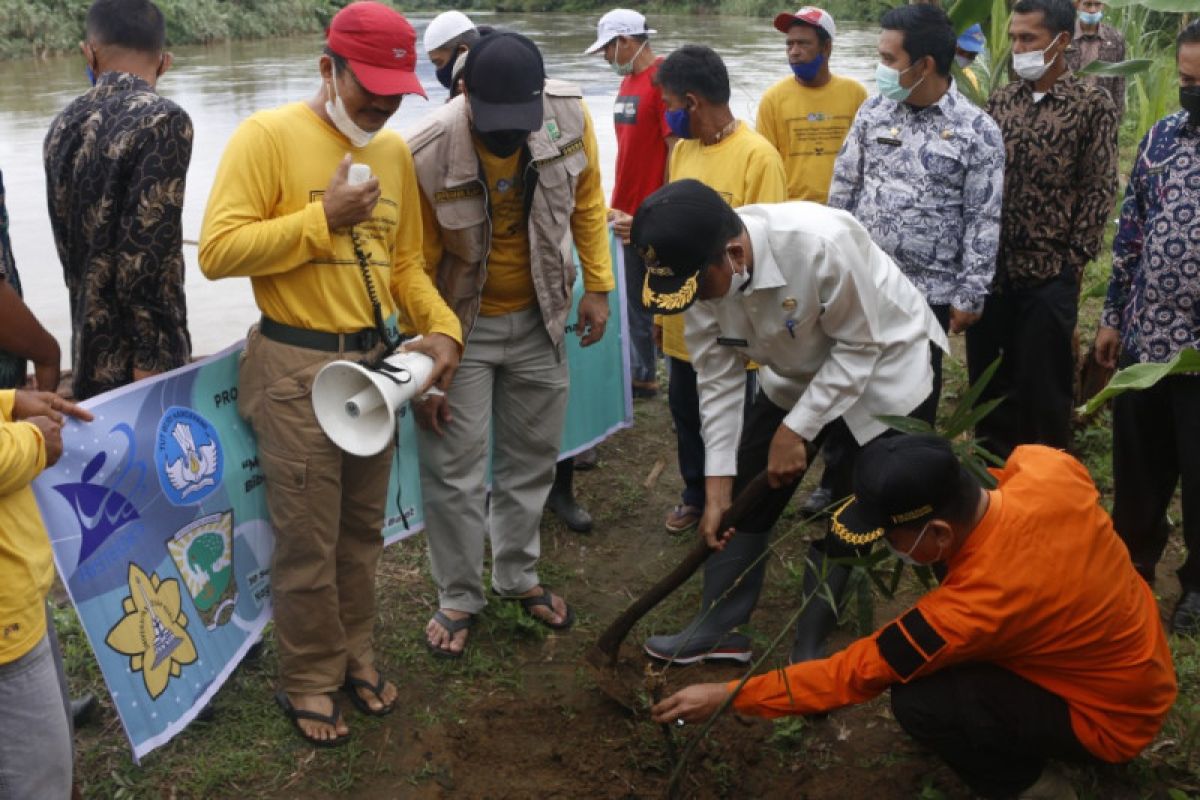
left=312, top=343, right=436, bottom=457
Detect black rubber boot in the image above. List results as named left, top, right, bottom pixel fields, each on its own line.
left=644, top=531, right=769, bottom=664
left=547, top=460, right=593, bottom=533
left=788, top=544, right=852, bottom=664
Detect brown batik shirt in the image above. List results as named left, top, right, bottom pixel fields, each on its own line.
left=986, top=73, right=1119, bottom=291
left=1065, top=21, right=1127, bottom=120
left=44, top=71, right=192, bottom=400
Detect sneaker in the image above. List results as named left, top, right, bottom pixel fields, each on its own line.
left=799, top=486, right=834, bottom=518
left=1017, top=765, right=1077, bottom=800
left=664, top=504, right=702, bottom=534
left=1172, top=587, right=1200, bottom=636
left=644, top=631, right=752, bottom=665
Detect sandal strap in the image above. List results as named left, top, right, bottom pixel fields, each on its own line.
left=343, top=672, right=386, bottom=700
left=277, top=691, right=342, bottom=727
left=518, top=587, right=554, bottom=613
left=431, top=609, right=475, bottom=634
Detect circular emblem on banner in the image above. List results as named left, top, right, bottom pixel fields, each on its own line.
left=154, top=407, right=224, bottom=506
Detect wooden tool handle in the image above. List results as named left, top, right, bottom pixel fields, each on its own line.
left=594, top=471, right=772, bottom=660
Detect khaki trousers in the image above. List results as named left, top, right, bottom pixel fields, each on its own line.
left=238, top=328, right=391, bottom=695
left=417, top=308, right=569, bottom=613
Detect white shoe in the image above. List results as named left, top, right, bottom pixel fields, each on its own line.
left=1017, top=765, right=1077, bottom=800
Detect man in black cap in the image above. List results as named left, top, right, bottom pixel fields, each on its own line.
left=404, top=32, right=613, bottom=658
left=651, top=434, right=1177, bottom=800
left=633, top=179, right=946, bottom=665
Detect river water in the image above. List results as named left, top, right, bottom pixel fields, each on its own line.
left=0, top=12, right=880, bottom=362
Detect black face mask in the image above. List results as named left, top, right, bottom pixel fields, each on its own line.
left=477, top=129, right=528, bottom=158
left=1181, top=85, right=1200, bottom=123
left=436, top=50, right=461, bottom=90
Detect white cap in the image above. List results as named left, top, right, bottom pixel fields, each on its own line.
left=773, top=7, right=836, bottom=40
left=583, top=9, right=656, bottom=55
left=424, top=11, right=476, bottom=54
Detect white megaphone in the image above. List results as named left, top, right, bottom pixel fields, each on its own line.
left=312, top=348, right=435, bottom=457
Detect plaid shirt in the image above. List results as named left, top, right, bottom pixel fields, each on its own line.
left=1065, top=21, right=1126, bottom=119
left=44, top=72, right=192, bottom=400
left=986, top=74, right=1119, bottom=291
left=1103, top=111, right=1200, bottom=363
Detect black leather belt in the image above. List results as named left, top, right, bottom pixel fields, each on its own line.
left=259, top=317, right=380, bottom=353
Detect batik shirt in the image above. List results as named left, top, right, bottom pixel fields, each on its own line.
left=828, top=86, right=1004, bottom=313
left=1102, top=111, right=1200, bottom=363
left=44, top=71, right=192, bottom=400
left=0, top=169, right=26, bottom=388
left=1065, top=21, right=1126, bottom=119
left=986, top=74, right=1119, bottom=290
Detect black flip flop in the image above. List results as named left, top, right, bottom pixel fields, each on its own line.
left=515, top=586, right=575, bottom=631
left=341, top=672, right=396, bottom=717
left=274, top=690, right=350, bottom=748
left=425, top=610, right=475, bottom=660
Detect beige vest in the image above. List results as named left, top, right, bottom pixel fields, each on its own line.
left=405, top=80, right=588, bottom=344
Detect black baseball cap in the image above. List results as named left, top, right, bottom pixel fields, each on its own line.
left=630, top=179, right=742, bottom=315
left=832, top=434, right=975, bottom=546
left=461, top=31, right=545, bottom=132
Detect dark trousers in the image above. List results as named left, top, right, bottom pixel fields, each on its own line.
left=891, top=663, right=1098, bottom=799
left=733, top=391, right=870, bottom=560
left=1112, top=364, right=1200, bottom=590
left=622, top=242, right=657, bottom=384
left=667, top=357, right=755, bottom=510
left=965, top=274, right=1078, bottom=460
left=910, top=304, right=952, bottom=427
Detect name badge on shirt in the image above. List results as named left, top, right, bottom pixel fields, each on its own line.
left=875, top=136, right=902, bottom=147
left=716, top=336, right=749, bottom=347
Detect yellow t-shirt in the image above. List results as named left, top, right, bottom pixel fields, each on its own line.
left=475, top=140, right=535, bottom=316
left=420, top=107, right=616, bottom=318
left=199, top=102, right=461, bottom=345
left=755, top=74, right=869, bottom=203
left=660, top=122, right=787, bottom=361
left=0, top=390, right=53, bottom=665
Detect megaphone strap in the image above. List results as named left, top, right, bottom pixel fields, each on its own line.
left=349, top=226, right=401, bottom=362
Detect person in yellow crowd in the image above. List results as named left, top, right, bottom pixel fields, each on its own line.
left=0, top=388, right=92, bottom=797
left=955, top=23, right=988, bottom=95
left=757, top=7, right=868, bottom=204
left=756, top=7, right=869, bottom=520
left=199, top=2, right=462, bottom=747
left=403, top=32, right=613, bottom=659
left=652, top=45, right=786, bottom=537
left=653, top=435, right=1177, bottom=800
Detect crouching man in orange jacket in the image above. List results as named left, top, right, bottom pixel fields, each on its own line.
left=653, top=434, right=1177, bottom=800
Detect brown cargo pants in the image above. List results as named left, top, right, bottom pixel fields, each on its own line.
left=238, top=327, right=392, bottom=695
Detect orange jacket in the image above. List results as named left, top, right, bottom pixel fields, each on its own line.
left=730, top=446, right=1177, bottom=763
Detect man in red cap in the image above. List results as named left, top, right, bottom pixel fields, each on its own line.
left=200, top=1, right=462, bottom=747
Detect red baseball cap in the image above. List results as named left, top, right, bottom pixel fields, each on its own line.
left=773, top=6, right=837, bottom=39
left=326, top=2, right=426, bottom=98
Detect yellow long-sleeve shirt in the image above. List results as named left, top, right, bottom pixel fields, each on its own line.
left=0, top=390, right=53, bottom=665
left=660, top=122, right=787, bottom=361
left=419, top=106, right=615, bottom=316
left=199, top=102, right=461, bottom=345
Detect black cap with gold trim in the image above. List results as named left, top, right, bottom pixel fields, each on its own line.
left=832, top=434, right=970, bottom=547
left=631, top=179, right=740, bottom=315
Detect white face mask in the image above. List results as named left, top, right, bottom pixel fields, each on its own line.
left=1012, top=35, right=1063, bottom=82
left=954, top=54, right=972, bottom=69
left=725, top=251, right=749, bottom=297
left=325, top=66, right=376, bottom=148
left=884, top=523, right=945, bottom=566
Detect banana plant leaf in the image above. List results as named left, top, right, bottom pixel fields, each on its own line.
left=1078, top=58, right=1153, bottom=77
left=948, top=0, right=996, bottom=33
left=1079, top=347, right=1200, bottom=415
left=1104, top=0, right=1197, bottom=11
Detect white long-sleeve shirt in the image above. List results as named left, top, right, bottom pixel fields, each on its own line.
left=686, top=202, right=949, bottom=476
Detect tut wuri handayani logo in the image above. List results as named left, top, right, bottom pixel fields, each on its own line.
left=155, top=407, right=223, bottom=506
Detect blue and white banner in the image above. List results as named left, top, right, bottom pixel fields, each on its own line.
left=33, top=237, right=630, bottom=759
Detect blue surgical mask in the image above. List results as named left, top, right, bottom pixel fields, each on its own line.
left=85, top=64, right=96, bottom=86
left=875, top=61, right=923, bottom=103
left=1078, top=9, right=1103, bottom=25
left=790, top=52, right=824, bottom=83
left=664, top=106, right=692, bottom=139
